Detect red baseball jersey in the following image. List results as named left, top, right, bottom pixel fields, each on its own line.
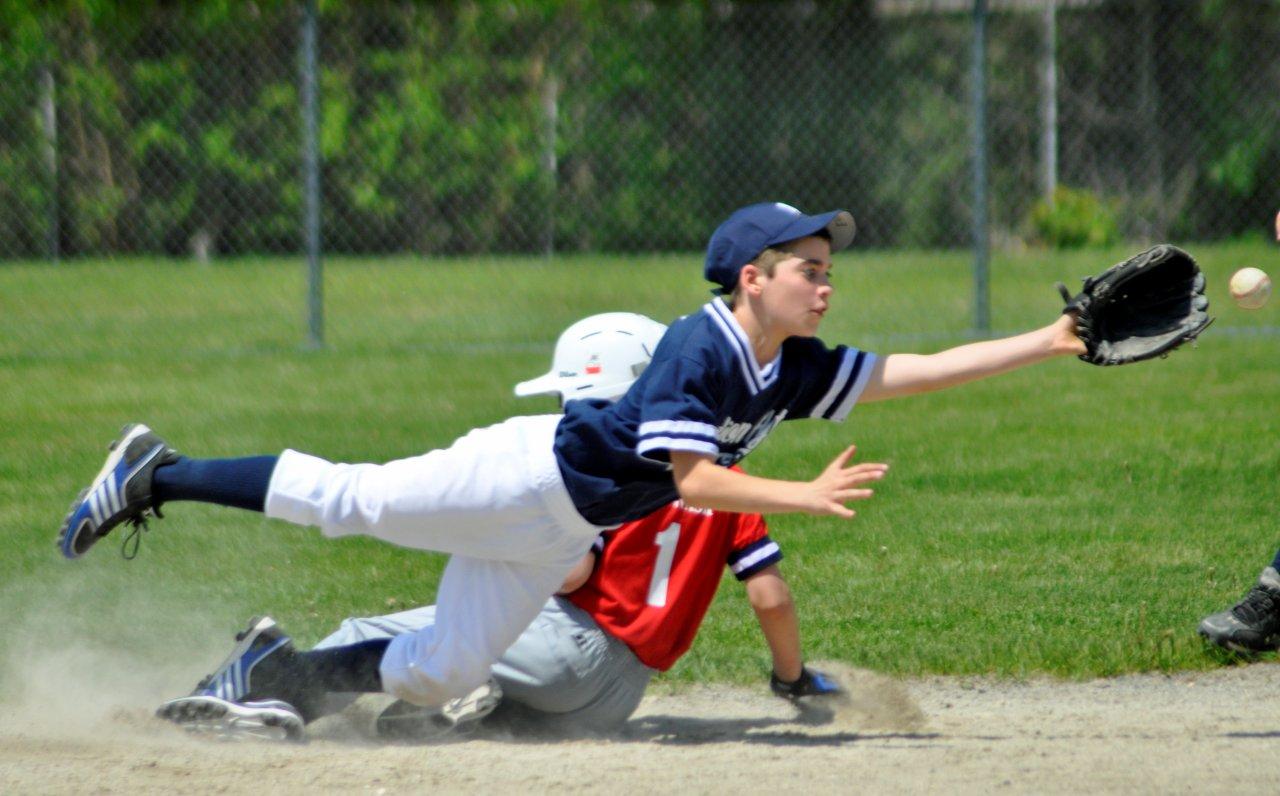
left=566, top=496, right=780, bottom=671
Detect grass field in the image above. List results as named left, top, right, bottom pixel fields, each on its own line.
left=3, top=239, right=1279, bottom=691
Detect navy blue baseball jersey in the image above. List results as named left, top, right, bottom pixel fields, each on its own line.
left=554, top=298, right=877, bottom=526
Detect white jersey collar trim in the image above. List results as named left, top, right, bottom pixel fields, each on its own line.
left=703, top=298, right=782, bottom=395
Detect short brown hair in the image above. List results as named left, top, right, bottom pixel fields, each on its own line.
left=724, top=247, right=792, bottom=309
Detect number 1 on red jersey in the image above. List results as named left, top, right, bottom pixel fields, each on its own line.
left=646, top=522, right=681, bottom=607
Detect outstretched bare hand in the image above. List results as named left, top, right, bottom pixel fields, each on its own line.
left=800, top=445, right=889, bottom=518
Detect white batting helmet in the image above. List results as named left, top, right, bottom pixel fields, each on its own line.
left=515, top=312, right=668, bottom=403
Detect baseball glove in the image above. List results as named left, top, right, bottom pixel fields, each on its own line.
left=1057, top=244, right=1212, bottom=366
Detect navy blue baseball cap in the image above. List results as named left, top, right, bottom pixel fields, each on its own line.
left=704, top=202, right=857, bottom=293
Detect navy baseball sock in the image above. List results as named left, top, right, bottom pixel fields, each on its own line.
left=152, top=455, right=277, bottom=512
left=299, top=639, right=390, bottom=693
left=247, top=639, right=390, bottom=722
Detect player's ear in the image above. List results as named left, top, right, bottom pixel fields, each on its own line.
left=739, top=263, right=765, bottom=297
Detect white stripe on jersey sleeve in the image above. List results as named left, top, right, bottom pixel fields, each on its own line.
left=827, top=352, right=877, bottom=422
left=729, top=540, right=782, bottom=576
left=808, top=348, right=856, bottom=418
left=639, top=420, right=718, bottom=440
left=808, top=350, right=877, bottom=421
left=637, top=436, right=720, bottom=459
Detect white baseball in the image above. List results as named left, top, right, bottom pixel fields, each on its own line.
left=1229, top=267, right=1271, bottom=309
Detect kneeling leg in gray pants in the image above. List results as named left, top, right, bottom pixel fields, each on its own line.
left=316, top=595, right=654, bottom=733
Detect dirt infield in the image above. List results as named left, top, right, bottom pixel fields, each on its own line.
left=2, top=661, right=1278, bottom=794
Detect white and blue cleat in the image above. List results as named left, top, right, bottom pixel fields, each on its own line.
left=156, top=695, right=305, bottom=743
left=58, top=423, right=178, bottom=560
left=157, top=616, right=305, bottom=742
left=187, top=616, right=294, bottom=702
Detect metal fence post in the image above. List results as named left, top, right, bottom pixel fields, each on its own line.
left=971, top=0, right=990, bottom=336
left=1039, top=1, right=1057, bottom=203
left=39, top=63, right=58, bottom=263
left=541, top=74, right=558, bottom=259
left=1137, top=0, right=1164, bottom=240
left=300, top=0, right=323, bottom=349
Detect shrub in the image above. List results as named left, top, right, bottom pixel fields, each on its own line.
left=1028, top=187, right=1120, bottom=249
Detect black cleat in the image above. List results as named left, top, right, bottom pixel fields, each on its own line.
left=1199, top=566, right=1280, bottom=653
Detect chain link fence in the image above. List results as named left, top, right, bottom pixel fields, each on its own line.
left=1, top=0, right=1277, bottom=259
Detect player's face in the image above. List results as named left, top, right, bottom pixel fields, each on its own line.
left=760, top=236, right=834, bottom=338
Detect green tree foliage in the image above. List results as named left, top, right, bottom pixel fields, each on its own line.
left=0, top=3, right=53, bottom=254
left=0, top=1, right=1276, bottom=257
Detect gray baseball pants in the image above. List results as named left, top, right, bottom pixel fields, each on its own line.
left=315, top=595, right=655, bottom=732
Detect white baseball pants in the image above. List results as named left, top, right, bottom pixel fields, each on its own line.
left=264, top=414, right=603, bottom=708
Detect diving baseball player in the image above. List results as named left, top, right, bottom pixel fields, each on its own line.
left=59, top=201, right=1084, bottom=733
left=155, top=313, right=840, bottom=738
